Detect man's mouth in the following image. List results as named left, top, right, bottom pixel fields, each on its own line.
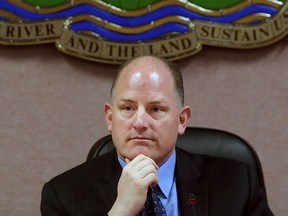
left=129, top=136, right=153, bottom=142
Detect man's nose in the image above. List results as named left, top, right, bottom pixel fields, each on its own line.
left=133, top=108, right=149, bottom=131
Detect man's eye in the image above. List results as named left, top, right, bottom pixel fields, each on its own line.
left=151, top=106, right=161, bottom=112
left=123, top=106, right=132, bottom=112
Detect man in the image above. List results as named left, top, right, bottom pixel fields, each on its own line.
left=41, top=56, right=273, bottom=216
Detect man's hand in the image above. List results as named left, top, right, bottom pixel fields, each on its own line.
left=108, top=154, right=159, bottom=216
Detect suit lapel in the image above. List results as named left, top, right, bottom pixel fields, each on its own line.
left=97, top=151, right=122, bottom=210
left=176, top=148, right=208, bottom=216
left=94, top=149, right=209, bottom=215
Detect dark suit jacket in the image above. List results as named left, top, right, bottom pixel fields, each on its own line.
left=41, top=148, right=273, bottom=216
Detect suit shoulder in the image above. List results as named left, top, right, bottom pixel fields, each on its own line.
left=46, top=150, right=117, bottom=185
left=176, top=147, right=248, bottom=170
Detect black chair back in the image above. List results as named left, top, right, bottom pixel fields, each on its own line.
left=87, top=127, right=267, bottom=194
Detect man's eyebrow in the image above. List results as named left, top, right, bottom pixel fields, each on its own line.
left=117, top=99, right=135, bottom=103
left=150, top=100, right=168, bottom=105
left=117, top=98, right=169, bottom=105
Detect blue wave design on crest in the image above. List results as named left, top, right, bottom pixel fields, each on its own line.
left=70, top=21, right=189, bottom=41
left=0, top=16, right=9, bottom=21
left=0, top=2, right=279, bottom=41
left=0, top=2, right=278, bottom=24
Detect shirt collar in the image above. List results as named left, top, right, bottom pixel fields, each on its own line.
left=117, top=150, right=176, bottom=198
left=157, top=150, right=176, bottom=198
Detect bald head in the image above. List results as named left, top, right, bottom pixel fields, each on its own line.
left=110, top=56, right=184, bottom=107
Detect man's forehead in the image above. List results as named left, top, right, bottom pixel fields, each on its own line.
left=128, top=71, right=161, bottom=85
left=120, top=59, right=171, bottom=84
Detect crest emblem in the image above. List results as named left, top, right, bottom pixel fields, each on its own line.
left=0, top=0, right=287, bottom=64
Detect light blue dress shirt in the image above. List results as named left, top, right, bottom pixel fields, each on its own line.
left=117, top=150, right=179, bottom=216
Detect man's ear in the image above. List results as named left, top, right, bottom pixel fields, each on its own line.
left=104, top=103, right=113, bottom=132
left=178, top=106, right=192, bottom=135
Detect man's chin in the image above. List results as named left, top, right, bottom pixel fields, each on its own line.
left=126, top=148, right=152, bottom=160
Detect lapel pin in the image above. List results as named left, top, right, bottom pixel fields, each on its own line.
left=187, top=193, right=198, bottom=207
